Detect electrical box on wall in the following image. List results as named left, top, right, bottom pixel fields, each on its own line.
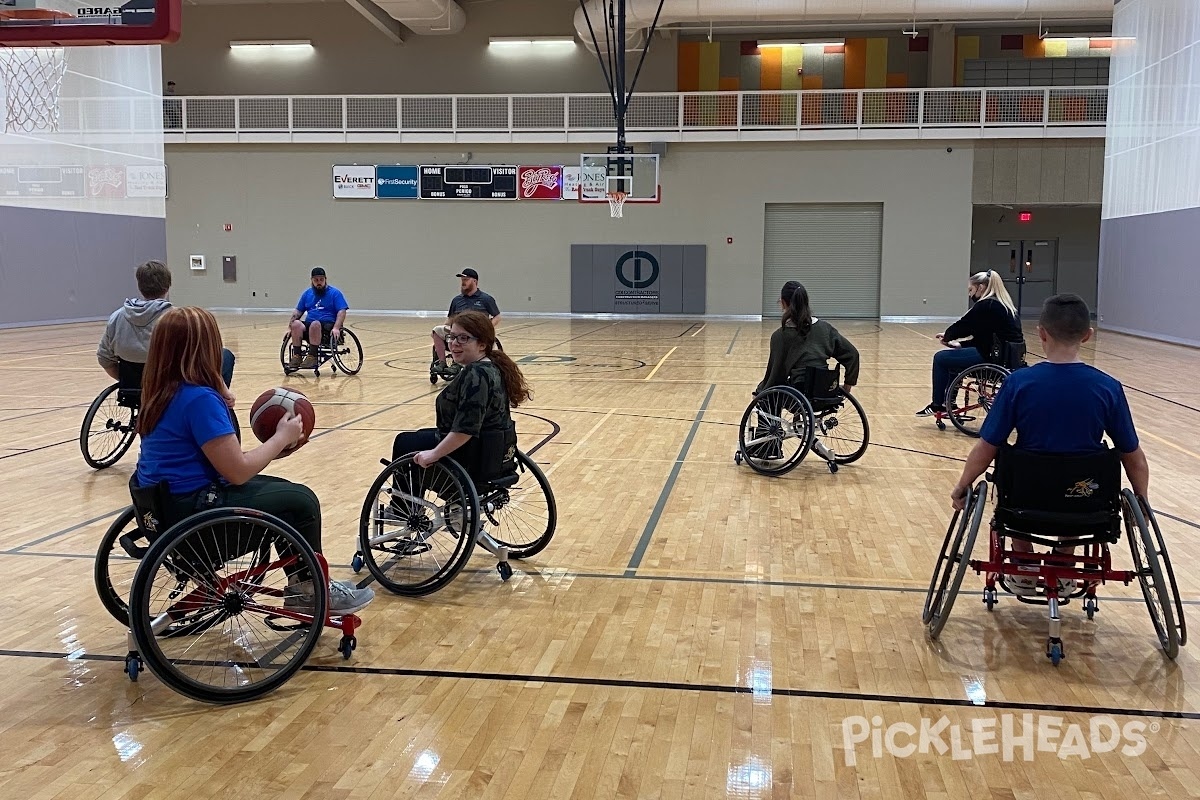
left=222, top=255, right=237, bottom=282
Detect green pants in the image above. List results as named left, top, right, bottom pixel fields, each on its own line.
left=163, top=475, right=322, bottom=553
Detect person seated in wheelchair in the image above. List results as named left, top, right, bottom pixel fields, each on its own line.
left=431, top=268, right=501, bottom=370
left=98, top=259, right=235, bottom=394
left=916, top=270, right=1024, bottom=417
left=949, top=294, right=1150, bottom=596
left=136, top=306, right=374, bottom=615
left=288, top=266, right=349, bottom=370
left=756, top=280, right=861, bottom=399
left=398, top=310, right=529, bottom=481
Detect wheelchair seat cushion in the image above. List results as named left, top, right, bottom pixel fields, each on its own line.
left=995, top=507, right=1121, bottom=541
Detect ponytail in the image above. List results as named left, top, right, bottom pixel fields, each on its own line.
left=781, top=281, right=813, bottom=335
left=488, top=345, right=532, bottom=407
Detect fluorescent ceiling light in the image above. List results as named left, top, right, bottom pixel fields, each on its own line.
left=229, top=40, right=313, bottom=50
left=488, top=36, right=575, bottom=47
left=759, top=38, right=844, bottom=47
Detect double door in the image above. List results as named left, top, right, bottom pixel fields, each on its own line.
left=989, top=238, right=1058, bottom=317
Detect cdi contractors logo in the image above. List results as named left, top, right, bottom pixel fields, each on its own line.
left=614, top=249, right=660, bottom=311
left=376, top=165, right=419, bottom=199
left=332, top=165, right=376, bottom=198
left=518, top=165, right=563, bottom=200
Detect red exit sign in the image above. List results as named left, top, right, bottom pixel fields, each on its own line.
left=1018, top=211, right=1033, bottom=222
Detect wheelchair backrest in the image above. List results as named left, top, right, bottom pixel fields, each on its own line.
left=127, top=474, right=173, bottom=540
left=989, top=337, right=1027, bottom=371
left=455, top=423, right=519, bottom=487
left=117, top=360, right=145, bottom=406
left=993, top=446, right=1121, bottom=517
left=790, top=365, right=841, bottom=401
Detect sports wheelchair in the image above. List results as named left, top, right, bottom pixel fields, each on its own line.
left=351, top=425, right=556, bottom=595
left=94, top=476, right=363, bottom=703
left=80, top=360, right=143, bottom=469
left=923, top=447, right=1186, bottom=665
left=430, top=334, right=502, bottom=385
left=932, top=338, right=1027, bottom=437
left=734, top=365, right=870, bottom=475
left=281, top=324, right=363, bottom=377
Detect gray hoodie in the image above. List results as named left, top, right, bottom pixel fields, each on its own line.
left=97, top=298, right=172, bottom=369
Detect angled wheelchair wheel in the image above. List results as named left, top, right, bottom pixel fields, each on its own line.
left=80, top=383, right=138, bottom=469
left=128, top=508, right=326, bottom=704
left=332, top=329, right=364, bottom=375
left=814, top=391, right=870, bottom=465
left=1139, top=495, right=1186, bottom=647
left=945, top=364, right=1008, bottom=438
left=94, top=506, right=145, bottom=627
left=1122, top=490, right=1181, bottom=659
left=358, top=454, right=479, bottom=596
left=737, top=386, right=814, bottom=476
left=923, top=481, right=987, bottom=639
left=476, top=450, right=556, bottom=560
left=279, top=334, right=298, bottom=374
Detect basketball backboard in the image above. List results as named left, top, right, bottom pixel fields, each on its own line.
left=576, top=152, right=660, bottom=204
left=0, top=0, right=180, bottom=45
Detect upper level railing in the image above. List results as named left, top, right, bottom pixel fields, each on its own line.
left=157, top=87, right=1107, bottom=140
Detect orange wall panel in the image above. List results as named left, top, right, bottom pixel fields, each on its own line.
left=677, top=41, right=700, bottom=92
left=844, top=38, right=867, bottom=89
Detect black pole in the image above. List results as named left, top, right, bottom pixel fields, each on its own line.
left=616, top=0, right=627, bottom=150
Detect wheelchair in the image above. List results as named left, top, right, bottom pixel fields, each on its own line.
left=80, top=360, right=143, bottom=469
left=923, top=447, right=1186, bottom=665
left=281, top=324, right=363, bottom=377
left=734, top=365, right=870, bottom=475
left=932, top=338, right=1026, bottom=437
left=430, top=332, right=501, bottom=385
left=350, top=426, right=556, bottom=595
left=94, top=476, right=363, bottom=703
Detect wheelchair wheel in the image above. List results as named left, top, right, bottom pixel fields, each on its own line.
left=279, top=334, right=298, bottom=374
left=1122, top=490, right=1181, bottom=659
left=332, top=329, right=364, bottom=375
left=813, top=391, right=870, bottom=465
left=1139, top=495, right=1186, bottom=646
left=476, top=450, right=556, bottom=560
left=94, top=506, right=145, bottom=627
left=737, top=386, right=814, bottom=476
left=923, top=481, right=987, bottom=639
left=358, top=454, right=479, bottom=596
left=80, top=383, right=138, bottom=469
left=945, top=364, right=1008, bottom=438
left=128, top=508, right=326, bottom=704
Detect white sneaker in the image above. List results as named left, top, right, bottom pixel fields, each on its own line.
left=1008, top=565, right=1039, bottom=596
left=285, top=580, right=375, bottom=615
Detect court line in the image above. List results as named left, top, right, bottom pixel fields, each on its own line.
left=625, top=383, right=716, bottom=575
left=690, top=324, right=705, bottom=337
left=1141, top=430, right=1200, bottom=461
left=540, top=409, right=615, bottom=479
left=643, top=346, right=678, bottom=381
left=0, top=648, right=1193, bottom=721
left=725, top=326, right=741, bottom=355
left=6, top=506, right=126, bottom=553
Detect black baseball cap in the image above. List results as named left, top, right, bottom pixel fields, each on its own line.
left=456, top=268, right=479, bottom=280
left=311, top=267, right=326, bottom=277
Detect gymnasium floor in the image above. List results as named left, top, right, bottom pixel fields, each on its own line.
left=0, top=313, right=1197, bottom=798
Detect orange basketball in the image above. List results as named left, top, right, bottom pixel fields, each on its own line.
left=249, top=387, right=316, bottom=457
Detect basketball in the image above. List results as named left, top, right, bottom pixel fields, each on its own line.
left=249, top=387, right=316, bottom=456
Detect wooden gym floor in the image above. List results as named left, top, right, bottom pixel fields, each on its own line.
left=0, top=313, right=1198, bottom=798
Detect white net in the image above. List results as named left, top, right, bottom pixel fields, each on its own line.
left=0, top=47, right=68, bottom=133
left=607, top=190, right=627, bottom=218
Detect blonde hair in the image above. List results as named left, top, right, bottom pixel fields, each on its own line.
left=970, top=270, right=1017, bottom=317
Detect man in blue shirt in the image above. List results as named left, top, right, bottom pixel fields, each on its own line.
left=288, top=266, right=349, bottom=369
left=950, top=294, right=1150, bottom=594
left=431, top=267, right=501, bottom=367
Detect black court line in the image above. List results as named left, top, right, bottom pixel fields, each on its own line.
left=625, top=383, right=716, bottom=576
left=309, top=388, right=438, bottom=441
left=725, top=326, right=741, bottom=355
left=512, top=411, right=562, bottom=457
left=0, top=648, right=1192, bottom=721
left=7, top=506, right=126, bottom=553
left=0, top=436, right=78, bottom=461
left=1126, top=385, right=1200, bottom=415
left=1158, top=511, right=1200, bottom=532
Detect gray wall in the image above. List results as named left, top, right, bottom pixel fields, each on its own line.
left=166, top=141, right=974, bottom=317
left=0, top=207, right=166, bottom=328
left=1098, top=208, right=1200, bottom=346
left=971, top=205, right=1101, bottom=308
left=973, top=140, right=1105, bottom=206
left=164, top=0, right=675, bottom=96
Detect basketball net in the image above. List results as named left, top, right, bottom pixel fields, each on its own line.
left=0, top=47, right=68, bottom=134
left=607, top=190, right=627, bottom=219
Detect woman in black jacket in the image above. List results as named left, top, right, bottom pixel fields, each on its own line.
left=758, top=281, right=861, bottom=395
left=916, top=270, right=1024, bottom=416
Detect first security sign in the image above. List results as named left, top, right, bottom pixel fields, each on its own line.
left=333, top=165, right=376, bottom=198
left=376, top=165, right=419, bottom=198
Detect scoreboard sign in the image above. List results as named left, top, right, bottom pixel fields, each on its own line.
left=0, top=166, right=86, bottom=197
left=420, top=164, right=517, bottom=199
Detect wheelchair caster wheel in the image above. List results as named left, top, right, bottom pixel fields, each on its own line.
left=339, top=635, right=356, bottom=660
left=1047, top=639, right=1064, bottom=666
left=828, top=462, right=838, bottom=474
left=497, top=562, right=513, bottom=581
left=983, top=588, right=997, bottom=611
left=1085, top=597, right=1098, bottom=620
left=430, top=373, right=438, bottom=384
left=936, top=420, right=946, bottom=431
left=124, top=653, right=142, bottom=682
left=733, top=452, right=743, bottom=466
left=351, top=552, right=364, bottom=574
left=314, top=369, right=321, bottom=377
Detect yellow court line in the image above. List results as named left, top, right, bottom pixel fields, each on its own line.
left=644, top=346, right=678, bottom=381
left=1141, top=430, right=1200, bottom=461
left=690, top=324, right=706, bottom=337
left=540, top=408, right=616, bottom=479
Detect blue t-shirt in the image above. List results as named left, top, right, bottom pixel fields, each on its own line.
left=980, top=362, right=1139, bottom=454
left=135, top=383, right=236, bottom=494
left=296, top=286, right=349, bottom=325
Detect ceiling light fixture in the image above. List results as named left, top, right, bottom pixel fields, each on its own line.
left=488, top=36, right=575, bottom=47
left=229, top=40, right=313, bottom=50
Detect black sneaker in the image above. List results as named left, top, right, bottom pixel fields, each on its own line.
left=915, top=404, right=945, bottom=417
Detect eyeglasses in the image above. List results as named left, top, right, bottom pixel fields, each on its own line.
left=446, top=333, right=477, bottom=344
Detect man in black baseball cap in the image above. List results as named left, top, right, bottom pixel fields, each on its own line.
left=432, top=267, right=501, bottom=367
left=288, top=266, right=349, bottom=369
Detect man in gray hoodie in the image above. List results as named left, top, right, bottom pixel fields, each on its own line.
left=97, top=259, right=235, bottom=388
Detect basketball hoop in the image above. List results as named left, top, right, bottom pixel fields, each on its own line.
left=607, top=190, right=627, bottom=219
left=0, top=47, right=68, bottom=134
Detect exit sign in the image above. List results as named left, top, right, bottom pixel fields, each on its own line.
left=1018, top=211, right=1033, bottom=222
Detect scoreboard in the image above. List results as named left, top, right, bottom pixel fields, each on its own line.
left=420, top=164, right=517, bottom=199
left=0, top=166, right=85, bottom=198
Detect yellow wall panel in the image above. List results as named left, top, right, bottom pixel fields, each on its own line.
left=865, top=37, right=887, bottom=88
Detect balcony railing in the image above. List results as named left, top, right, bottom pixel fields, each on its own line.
left=156, top=87, right=1106, bottom=142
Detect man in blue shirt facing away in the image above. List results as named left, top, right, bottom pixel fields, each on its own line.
left=288, top=266, right=349, bottom=369
left=949, top=293, right=1150, bottom=594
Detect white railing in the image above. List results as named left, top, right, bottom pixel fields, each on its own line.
left=155, top=87, right=1107, bottom=141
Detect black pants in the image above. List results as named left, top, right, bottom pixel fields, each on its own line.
left=392, top=428, right=441, bottom=463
